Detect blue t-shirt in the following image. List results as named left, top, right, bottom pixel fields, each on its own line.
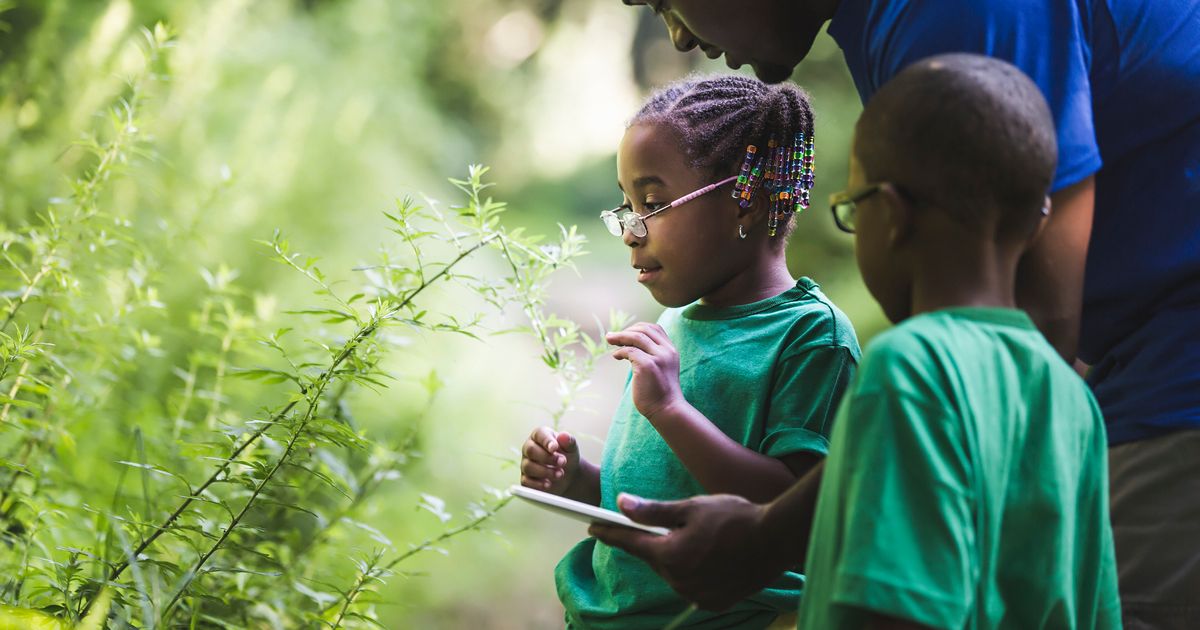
left=827, top=0, right=1200, bottom=443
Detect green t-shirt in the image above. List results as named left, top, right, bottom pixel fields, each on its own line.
left=798, top=308, right=1121, bottom=630
left=557, top=278, right=861, bottom=629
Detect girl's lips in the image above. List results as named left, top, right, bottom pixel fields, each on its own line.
left=635, top=266, right=662, bottom=283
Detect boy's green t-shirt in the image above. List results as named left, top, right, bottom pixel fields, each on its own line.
left=798, top=308, right=1121, bottom=630
left=557, top=278, right=860, bottom=629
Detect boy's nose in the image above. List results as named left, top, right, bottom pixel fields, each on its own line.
left=663, top=13, right=699, bottom=52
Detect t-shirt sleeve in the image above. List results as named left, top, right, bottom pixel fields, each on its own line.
left=821, top=387, right=976, bottom=630
left=856, top=0, right=1101, bottom=191
left=758, top=344, right=857, bottom=458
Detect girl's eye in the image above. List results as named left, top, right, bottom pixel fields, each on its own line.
left=644, top=201, right=666, bottom=212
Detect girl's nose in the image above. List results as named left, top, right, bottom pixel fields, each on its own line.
left=663, top=13, right=699, bottom=52
left=622, top=226, right=642, bottom=248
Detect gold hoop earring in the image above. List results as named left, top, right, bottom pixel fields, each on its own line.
left=738, top=224, right=748, bottom=240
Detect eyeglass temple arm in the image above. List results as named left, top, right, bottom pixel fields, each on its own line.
left=663, top=175, right=738, bottom=209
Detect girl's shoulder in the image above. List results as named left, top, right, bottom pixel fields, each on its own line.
left=782, top=277, right=861, bottom=354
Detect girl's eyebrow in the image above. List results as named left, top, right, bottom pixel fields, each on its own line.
left=632, top=175, right=665, bottom=189
left=617, top=175, right=666, bottom=193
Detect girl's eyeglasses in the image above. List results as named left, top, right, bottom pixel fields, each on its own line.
left=829, top=183, right=885, bottom=234
left=601, top=175, right=737, bottom=238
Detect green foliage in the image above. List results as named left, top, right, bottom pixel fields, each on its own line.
left=0, top=9, right=615, bottom=628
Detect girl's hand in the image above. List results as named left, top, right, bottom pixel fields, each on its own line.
left=520, top=427, right=581, bottom=495
left=607, top=322, right=685, bottom=421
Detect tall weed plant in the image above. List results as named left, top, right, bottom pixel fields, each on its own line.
left=0, top=5, right=610, bottom=628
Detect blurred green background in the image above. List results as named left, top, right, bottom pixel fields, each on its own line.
left=0, top=0, right=887, bottom=627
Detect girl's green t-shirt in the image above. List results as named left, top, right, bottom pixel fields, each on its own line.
left=556, top=278, right=861, bottom=629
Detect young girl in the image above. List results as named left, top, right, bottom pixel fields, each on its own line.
left=520, top=75, right=860, bottom=629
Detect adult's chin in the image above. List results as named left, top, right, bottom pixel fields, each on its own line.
left=752, top=62, right=795, bottom=84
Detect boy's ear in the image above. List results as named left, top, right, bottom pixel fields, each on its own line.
left=881, top=185, right=914, bottom=247
left=1029, top=195, right=1052, bottom=243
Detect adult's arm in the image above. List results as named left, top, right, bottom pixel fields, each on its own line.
left=588, top=461, right=824, bottom=611
left=1017, top=176, right=1095, bottom=362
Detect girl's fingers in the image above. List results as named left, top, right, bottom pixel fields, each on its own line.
left=606, top=330, right=657, bottom=353
left=612, top=346, right=652, bottom=366
left=521, top=459, right=562, bottom=480
left=628, top=322, right=670, bottom=346
left=531, top=426, right=560, bottom=454
left=556, top=431, right=577, bottom=454
left=522, top=438, right=561, bottom=465
left=521, top=474, right=555, bottom=491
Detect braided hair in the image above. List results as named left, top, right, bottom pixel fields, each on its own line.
left=630, top=75, right=817, bottom=238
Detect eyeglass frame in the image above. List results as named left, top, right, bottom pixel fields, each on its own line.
left=829, top=182, right=888, bottom=234
left=831, top=183, right=1050, bottom=235
left=600, top=175, right=738, bottom=238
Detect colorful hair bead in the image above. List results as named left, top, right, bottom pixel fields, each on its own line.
left=741, top=158, right=763, bottom=209
left=733, top=144, right=758, bottom=199
left=730, top=131, right=814, bottom=233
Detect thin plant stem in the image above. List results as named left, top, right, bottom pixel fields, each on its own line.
left=93, top=233, right=501, bottom=613
left=321, top=495, right=513, bottom=620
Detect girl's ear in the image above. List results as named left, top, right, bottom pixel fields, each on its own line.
left=881, top=185, right=914, bottom=248
left=735, top=192, right=768, bottom=229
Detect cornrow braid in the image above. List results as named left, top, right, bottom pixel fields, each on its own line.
left=630, top=74, right=817, bottom=238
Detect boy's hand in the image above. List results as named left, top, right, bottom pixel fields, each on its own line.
left=520, top=427, right=580, bottom=495
left=607, top=322, right=684, bottom=421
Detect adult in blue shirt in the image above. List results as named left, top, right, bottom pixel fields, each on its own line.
left=603, top=1, right=1200, bottom=628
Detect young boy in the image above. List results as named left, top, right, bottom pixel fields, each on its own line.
left=594, top=54, right=1121, bottom=628
left=798, top=53, right=1120, bottom=629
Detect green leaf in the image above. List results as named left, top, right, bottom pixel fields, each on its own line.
left=0, top=605, right=68, bottom=630
left=0, top=395, right=41, bottom=410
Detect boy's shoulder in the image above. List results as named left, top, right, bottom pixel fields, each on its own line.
left=859, top=308, right=1041, bottom=379
left=860, top=307, right=1092, bottom=405
left=867, top=307, right=1045, bottom=358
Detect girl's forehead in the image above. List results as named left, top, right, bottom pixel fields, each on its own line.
left=618, top=124, right=691, bottom=188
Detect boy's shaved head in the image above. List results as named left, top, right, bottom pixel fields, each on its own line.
left=855, top=54, right=1057, bottom=236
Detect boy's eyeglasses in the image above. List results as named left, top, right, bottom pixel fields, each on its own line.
left=829, top=183, right=885, bottom=234
left=601, top=175, right=737, bottom=238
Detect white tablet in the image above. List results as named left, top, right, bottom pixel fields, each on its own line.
left=509, top=485, right=670, bottom=536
